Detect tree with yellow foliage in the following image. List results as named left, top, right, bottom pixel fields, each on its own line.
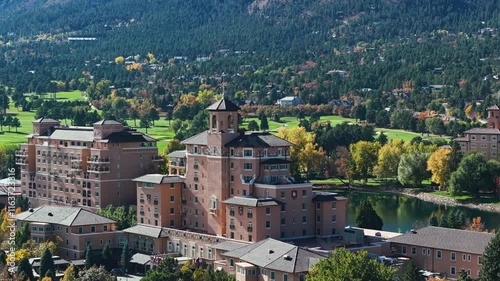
left=350, top=141, right=381, bottom=182
left=114, top=56, right=124, bottom=64
left=427, top=147, right=451, bottom=190
left=277, top=127, right=324, bottom=178
left=179, top=93, right=197, bottom=106
left=374, top=140, right=405, bottom=180
left=196, top=89, right=215, bottom=106
left=62, top=265, right=78, bottom=281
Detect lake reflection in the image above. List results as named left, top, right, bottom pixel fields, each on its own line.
left=339, top=190, right=500, bottom=232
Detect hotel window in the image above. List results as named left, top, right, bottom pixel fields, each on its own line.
left=302, top=190, right=307, bottom=197
left=481, top=144, right=487, bottom=148
left=281, top=205, right=286, bottom=212
left=278, top=148, right=282, bottom=156
left=481, top=135, right=487, bottom=140
left=471, top=135, right=476, bottom=140
left=211, top=197, right=217, bottom=210
left=266, top=207, right=271, bottom=215
left=493, top=144, right=497, bottom=148
left=103, top=226, right=108, bottom=231
left=91, top=226, right=96, bottom=233
left=422, top=248, right=427, bottom=255
left=467, top=254, right=471, bottom=262
left=280, top=164, right=288, bottom=170
left=436, top=250, right=442, bottom=259
left=316, top=216, right=321, bottom=223
left=302, top=216, right=307, bottom=223
left=283, top=274, right=288, bottom=281
left=170, top=208, right=175, bottom=214
left=263, top=149, right=268, bottom=157
left=493, top=136, right=498, bottom=141
left=264, top=165, right=269, bottom=171
left=332, top=201, right=337, bottom=209
left=411, top=247, right=416, bottom=255
left=478, top=256, right=483, bottom=265
left=78, top=227, right=83, bottom=234
left=402, top=246, right=407, bottom=255
left=230, top=162, right=234, bottom=169
left=194, top=146, right=198, bottom=154
left=270, top=272, right=275, bottom=281
left=281, top=218, right=286, bottom=225
left=450, top=266, right=456, bottom=275
left=463, top=254, right=467, bottom=261
left=471, top=144, right=476, bottom=148
left=266, top=221, right=271, bottom=229
left=243, top=163, right=253, bottom=170
left=194, top=197, right=198, bottom=204
left=243, top=149, right=253, bottom=157
left=332, top=215, right=337, bottom=222
left=168, top=242, right=172, bottom=252
left=316, top=202, right=321, bottom=209
left=170, top=195, right=175, bottom=202
left=281, top=191, right=285, bottom=199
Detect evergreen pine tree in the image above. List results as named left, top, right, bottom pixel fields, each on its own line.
left=438, top=215, right=448, bottom=228
left=428, top=212, right=438, bottom=226
left=0, top=250, right=6, bottom=267
left=17, top=257, right=35, bottom=281
left=478, top=231, right=500, bottom=281
left=120, top=243, right=130, bottom=272
left=39, top=247, right=55, bottom=279
left=259, top=114, right=269, bottom=131
left=101, top=243, right=113, bottom=270
left=45, top=269, right=55, bottom=279
left=85, top=244, right=95, bottom=269
left=401, top=263, right=424, bottom=281
left=355, top=200, right=384, bottom=230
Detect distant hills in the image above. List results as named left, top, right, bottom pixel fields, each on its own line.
left=0, top=0, right=498, bottom=57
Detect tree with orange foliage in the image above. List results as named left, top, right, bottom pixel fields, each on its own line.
left=464, top=217, right=495, bottom=233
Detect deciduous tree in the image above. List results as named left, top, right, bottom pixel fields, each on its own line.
left=427, top=147, right=451, bottom=189
left=350, top=141, right=381, bottom=182
left=449, top=153, right=498, bottom=197
left=374, top=139, right=404, bottom=179
left=307, top=248, right=395, bottom=281
left=398, top=151, right=430, bottom=187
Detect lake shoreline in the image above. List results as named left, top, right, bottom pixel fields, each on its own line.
left=314, top=184, right=500, bottom=214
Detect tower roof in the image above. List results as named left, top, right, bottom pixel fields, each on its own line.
left=206, top=98, right=240, bottom=111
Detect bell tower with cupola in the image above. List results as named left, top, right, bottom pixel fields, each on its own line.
left=206, top=98, right=240, bottom=146
left=487, top=105, right=500, bottom=129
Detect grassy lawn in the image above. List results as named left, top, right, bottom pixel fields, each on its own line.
left=126, top=118, right=175, bottom=153
left=431, top=191, right=500, bottom=205
left=311, top=177, right=401, bottom=187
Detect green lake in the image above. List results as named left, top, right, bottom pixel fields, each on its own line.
left=339, top=190, right=500, bottom=232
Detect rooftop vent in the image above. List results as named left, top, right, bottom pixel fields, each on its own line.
left=48, top=212, right=53, bottom=216
left=410, top=229, right=417, bottom=234
left=29, top=208, right=34, bottom=212
left=268, top=249, right=274, bottom=254
left=283, top=255, right=292, bottom=261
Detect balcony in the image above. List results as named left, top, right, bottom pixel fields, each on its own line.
left=154, top=213, right=159, bottom=218
left=70, top=157, right=82, bottom=163
left=247, top=226, right=253, bottom=232
left=16, top=150, right=27, bottom=157
left=87, top=167, right=110, bottom=174
left=140, top=199, right=145, bottom=203
left=193, top=164, right=199, bottom=169
left=152, top=155, right=164, bottom=162
left=16, top=158, right=28, bottom=165
left=71, top=166, right=82, bottom=172
left=229, top=224, right=235, bottom=230
left=193, top=177, right=199, bottom=182
left=247, top=213, right=253, bottom=218
left=153, top=200, right=158, bottom=205
left=229, top=210, right=235, bottom=216
left=181, top=199, right=187, bottom=204
left=87, top=157, right=110, bottom=164
left=140, top=211, right=145, bottom=216
left=170, top=161, right=185, bottom=167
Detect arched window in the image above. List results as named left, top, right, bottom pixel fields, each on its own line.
left=228, top=116, right=234, bottom=129
left=211, top=115, right=217, bottom=129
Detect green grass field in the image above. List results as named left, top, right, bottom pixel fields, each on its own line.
left=1, top=91, right=86, bottom=146
left=1, top=94, right=448, bottom=153
left=431, top=191, right=500, bottom=205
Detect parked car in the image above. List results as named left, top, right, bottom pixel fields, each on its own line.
left=111, top=268, right=126, bottom=276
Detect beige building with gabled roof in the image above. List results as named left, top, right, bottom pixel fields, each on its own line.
left=15, top=205, right=126, bottom=260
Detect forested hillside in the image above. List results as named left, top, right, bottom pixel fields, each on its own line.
left=0, top=0, right=498, bottom=120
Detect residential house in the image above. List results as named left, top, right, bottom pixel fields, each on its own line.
left=277, top=96, right=303, bottom=106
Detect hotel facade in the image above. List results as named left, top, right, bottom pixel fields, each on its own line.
left=16, top=119, right=161, bottom=211
left=125, top=99, right=348, bottom=271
